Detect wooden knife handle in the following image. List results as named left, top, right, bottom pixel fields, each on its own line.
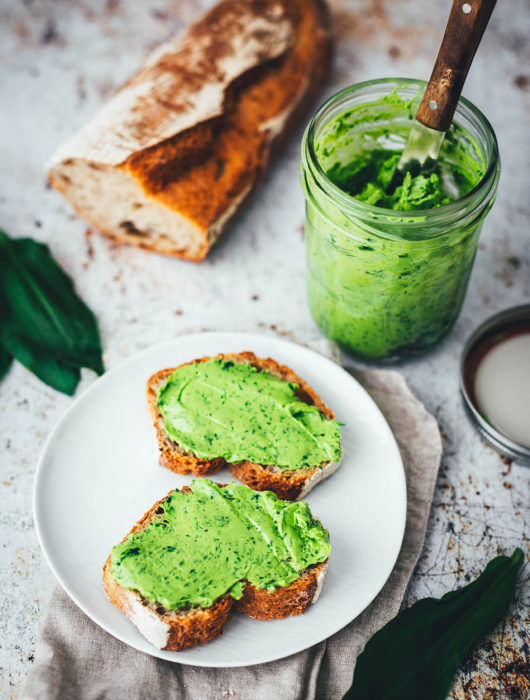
left=416, top=0, right=497, bottom=132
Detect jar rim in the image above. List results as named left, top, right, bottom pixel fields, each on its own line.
left=302, top=77, right=500, bottom=227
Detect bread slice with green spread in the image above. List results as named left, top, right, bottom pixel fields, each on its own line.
left=146, top=352, right=342, bottom=500
left=103, top=479, right=330, bottom=651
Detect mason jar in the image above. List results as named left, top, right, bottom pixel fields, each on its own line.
left=300, top=78, right=500, bottom=362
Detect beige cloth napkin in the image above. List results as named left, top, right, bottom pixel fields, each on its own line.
left=21, top=343, right=442, bottom=700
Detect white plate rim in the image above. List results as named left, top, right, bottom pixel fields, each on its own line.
left=33, top=331, right=407, bottom=667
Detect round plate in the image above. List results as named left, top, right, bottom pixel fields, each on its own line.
left=34, top=332, right=406, bottom=667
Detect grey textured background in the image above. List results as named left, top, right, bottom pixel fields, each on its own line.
left=0, top=0, right=528, bottom=697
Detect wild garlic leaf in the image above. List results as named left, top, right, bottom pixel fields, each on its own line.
left=0, top=344, right=13, bottom=381
left=0, top=230, right=104, bottom=394
left=344, top=548, right=524, bottom=700
left=6, top=341, right=81, bottom=395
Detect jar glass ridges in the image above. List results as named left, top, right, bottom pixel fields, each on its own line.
left=301, top=79, right=500, bottom=361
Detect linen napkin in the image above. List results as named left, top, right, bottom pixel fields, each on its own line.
left=21, top=342, right=442, bottom=700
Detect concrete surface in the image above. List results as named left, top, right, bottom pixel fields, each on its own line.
left=0, top=0, right=528, bottom=697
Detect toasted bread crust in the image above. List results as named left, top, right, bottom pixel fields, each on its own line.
left=103, top=484, right=329, bottom=650
left=229, top=460, right=319, bottom=501
left=103, top=561, right=234, bottom=651
left=48, top=0, right=332, bottom=261
left=146, top=351, right=340, bottom=499
left=236, top=561, right=327, bottom=620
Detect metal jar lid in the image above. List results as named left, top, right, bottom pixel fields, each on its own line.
left=460, top=304, right=530, bottom=465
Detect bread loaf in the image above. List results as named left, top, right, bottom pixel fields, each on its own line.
left=48, top=0, right=332, bottom=261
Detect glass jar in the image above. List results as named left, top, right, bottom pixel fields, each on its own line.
left=300, top=78, right=500, bottom=361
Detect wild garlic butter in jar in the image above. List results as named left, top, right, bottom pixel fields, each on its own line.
left=300, top=79, right=500, bottom=361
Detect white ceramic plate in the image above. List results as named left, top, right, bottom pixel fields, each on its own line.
left=34, top=332, right=406, bottom=667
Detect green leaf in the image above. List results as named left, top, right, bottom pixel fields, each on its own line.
left=344, top=548, right=524, bottom=700
left=0, top=230, right=104, bottom=394
left=0, top=344, right=13, bottom=381
left=7, top=341, right=80, bottom=395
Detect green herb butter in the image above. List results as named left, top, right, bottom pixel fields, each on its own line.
left=316, top=91, right=484, bottom=212
left=111, top=479, right=330, bottom=609
left=156, top=358, right=341, bottom=470
left=304, top=88, right=492, bottom=360
left=326, top=150, right=452, bottom=210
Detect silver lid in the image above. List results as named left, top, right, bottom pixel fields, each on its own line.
left=460, top=305, right=530, bottom=465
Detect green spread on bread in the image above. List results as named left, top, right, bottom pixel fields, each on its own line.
left=156, top=358, right=341, bottom=470
left=110, top=479, right=330, bottom=609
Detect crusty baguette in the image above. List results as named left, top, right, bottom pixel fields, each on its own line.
left=103, top=485, right=329, bottom=651
left=48, top=0, right=332, bottom=261
left=147, top=352, right=342, bottom=500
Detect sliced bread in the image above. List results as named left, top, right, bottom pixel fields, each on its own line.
left=146, top=352, right=342, bottom=500
left=103, top=480, right=329, bottom=651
